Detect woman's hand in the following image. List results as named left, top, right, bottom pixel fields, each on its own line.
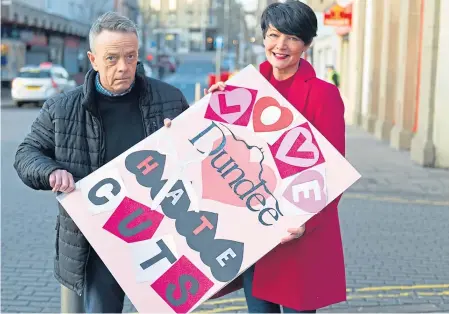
left=281, top=225, right=306, bottom=244
left=204, top=81, right=226, bottom=95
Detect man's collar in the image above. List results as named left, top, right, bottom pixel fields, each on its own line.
left=95, top=73, right=135, bottom=97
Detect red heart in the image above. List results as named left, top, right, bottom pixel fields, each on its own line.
left=252, top=96, right=294, bottom=132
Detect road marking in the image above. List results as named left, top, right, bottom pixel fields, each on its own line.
left=418, top=290, right=449, bottom=296
left=355, top=283, right=449, bottom=292
left=195, top=284, right=449, bottom=313
left=344, top=193, right=449, bottom=206
left=203, top=298, right=246, bottom=306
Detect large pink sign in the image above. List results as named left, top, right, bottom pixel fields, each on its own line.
left=57, top=65, right=361, bottom=313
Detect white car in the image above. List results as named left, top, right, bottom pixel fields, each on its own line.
left=11, top=63, right=76, bottom=107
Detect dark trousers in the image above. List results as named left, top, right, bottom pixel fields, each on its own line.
left=242, top=265, right=316, bottom=313
left=83, top=249, right=125, bottom=313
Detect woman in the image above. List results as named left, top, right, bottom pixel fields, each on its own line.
left=203, top=1, right=347, bottom=313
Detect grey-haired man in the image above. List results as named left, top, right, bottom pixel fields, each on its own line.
left=14, top=12, right=189, bottom=313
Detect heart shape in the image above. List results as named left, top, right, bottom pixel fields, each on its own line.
left=209, top=88, right=253, bottom=124
left=283, top=169, right=327, bottom=214
left=199, top=238, right=244, bottom=282
left=275, top=126, right=320, bottom=168
left=201, top=135, right=277, bottom=207
left=252, top=96, right=294, bottom=132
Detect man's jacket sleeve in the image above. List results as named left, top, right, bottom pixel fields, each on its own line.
left=14, top=100, right=64, bottom=190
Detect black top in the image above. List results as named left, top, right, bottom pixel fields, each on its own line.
left=96, top=87, right=145, bottom=163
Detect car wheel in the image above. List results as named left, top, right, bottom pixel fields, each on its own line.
left=14, top=101, right=23, bottom=107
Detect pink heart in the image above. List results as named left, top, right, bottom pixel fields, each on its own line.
left=275, top=126, right=320, bottom=168
left=202, top=135, right=277, bottom=207
left=209, top=88, right=253, bottom=124
left=283, top=169, right=326, bottom=214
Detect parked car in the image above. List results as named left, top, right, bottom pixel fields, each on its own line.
left=11, top=62, right=76, bottom=107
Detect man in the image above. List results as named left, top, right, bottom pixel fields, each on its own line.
left=326, top=65, right=340, bottom=88
left=14, top=12, right=188, bottom=313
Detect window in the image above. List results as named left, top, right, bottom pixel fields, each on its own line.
left=19, top=69, right=51, bottom=78
left=150, top=0, right=161, bottom=11
left=168, top=0, right=176, bottom=11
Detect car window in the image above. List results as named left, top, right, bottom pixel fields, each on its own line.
left=52, top=70, right=64, bottom=79
left=18, top=69, right=51, bottom=78
left=53, top=67, right=69, bottom=79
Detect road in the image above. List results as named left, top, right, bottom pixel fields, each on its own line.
left=1, top=53, right=449, bottom=313
left=161, top=52, right=215, bottom=104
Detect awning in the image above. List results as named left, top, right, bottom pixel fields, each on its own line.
left=1, top=1, right=90, bottom=38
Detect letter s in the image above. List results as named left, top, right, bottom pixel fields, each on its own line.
left=165, top=275, right=199, bottom=306
left=88, top=178, right=121, bottom=205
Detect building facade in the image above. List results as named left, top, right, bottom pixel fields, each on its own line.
left=307, top=0, right=449, bottom=168
left=1, top=0, right=141, bottom=83
left=138, top=0, right=248, bottom=55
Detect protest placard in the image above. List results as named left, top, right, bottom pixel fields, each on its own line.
left=57, top=64, right=361, bottom=313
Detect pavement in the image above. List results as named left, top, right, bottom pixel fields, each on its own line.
left=1, top=52, right=449, bottom=313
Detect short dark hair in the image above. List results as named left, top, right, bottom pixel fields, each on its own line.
left=261, top=1, right=318, bottom=45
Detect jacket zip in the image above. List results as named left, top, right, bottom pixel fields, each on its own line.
left=139, top=101, right=149, bottom=137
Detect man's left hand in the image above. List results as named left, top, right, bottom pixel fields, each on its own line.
left=281, top=225, right=306, bottom=244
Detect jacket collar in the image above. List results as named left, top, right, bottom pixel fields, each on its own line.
left=259, top=58, right=316, bottom=113
left=81, top=62, right=150, bottom=116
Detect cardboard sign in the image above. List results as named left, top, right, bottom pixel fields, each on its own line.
left=57, top=65, right=361, bottom=313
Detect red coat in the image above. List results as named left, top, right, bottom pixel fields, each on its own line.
left=211, top=59, right=347, bottom=311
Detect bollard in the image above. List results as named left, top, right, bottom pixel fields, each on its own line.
left=194, top=82, right=201, bottom=102
left=61, top=285, right=84, bottom=313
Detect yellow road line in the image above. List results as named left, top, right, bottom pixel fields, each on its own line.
left=204, top=298, right=246, bottom=306
left=347, top=292, right=411, bottom=299
left=344, top=193, right=449, bottom=206
left=355, top=283, right=449, bottom=292
left=195, top=306, right=247, bottom=313
left=195, top=291, right=449, bottom=313
left=418, top=290, right=449, bottom=296
left=195, top=284, right=449, bottom=313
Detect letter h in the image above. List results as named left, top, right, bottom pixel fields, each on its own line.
left=137, top=155, right=159, bottom=175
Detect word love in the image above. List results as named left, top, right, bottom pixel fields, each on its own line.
left=125, top=150, right=244, bottom=283
left=189, top=121, right=283, bottom=226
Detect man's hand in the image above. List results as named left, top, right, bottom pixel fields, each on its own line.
left=49, top=169, right=75, bottom=193
left=164, top=118, right=172, bottom=128
left=281, top=225, right=306, bottom=244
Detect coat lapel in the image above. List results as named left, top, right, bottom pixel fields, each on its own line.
left=259, top=58, right=317, bottom=117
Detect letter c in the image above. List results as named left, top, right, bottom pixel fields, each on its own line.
left=88, top=178, right=121, bottom=205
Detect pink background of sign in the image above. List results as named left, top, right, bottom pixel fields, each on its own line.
left=57, top=65, right=361, bottom=313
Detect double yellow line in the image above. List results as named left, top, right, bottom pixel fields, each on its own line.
left=343, top=192, right=449, bottom=207
left=194, top=283, right=449, bottom=313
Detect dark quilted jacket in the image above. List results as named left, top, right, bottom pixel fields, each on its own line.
left=13, top=63, right=189, bottom=296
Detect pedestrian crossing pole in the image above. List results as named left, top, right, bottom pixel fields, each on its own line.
left=215, top=36, right=223, bottom=82
left=60, top=285, right=84, bottom=313
left=195, top=82, right=201, bottom=102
